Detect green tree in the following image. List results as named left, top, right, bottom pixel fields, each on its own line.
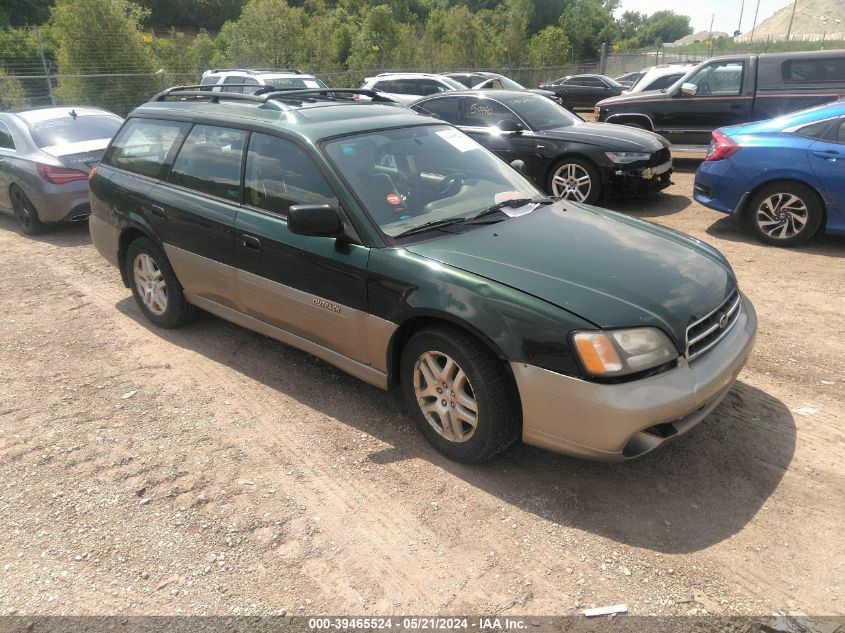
left=0, top=71, right=27, bottom=109
left=49, top=0, right=159, bottom=115
left=560, top=0, right=616, bottom=59
left=528, top=25, right=570, bottom=66
left=638, top=11, right=692, bottom=45
left=217, top=0, right=307, bottom=68
left=0, top=0, right=54, bottom=27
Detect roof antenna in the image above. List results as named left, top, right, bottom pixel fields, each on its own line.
left=69, top=109, right=77, bottom=119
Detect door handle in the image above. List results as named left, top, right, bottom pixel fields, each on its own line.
left=150, top=204, right=166, bottom=218
left=240, top=234, right=262, bottom=251
left=813, top=150, right=841, bottom=160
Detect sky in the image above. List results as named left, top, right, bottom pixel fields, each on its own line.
left=617, top=0, right=795, bottom=35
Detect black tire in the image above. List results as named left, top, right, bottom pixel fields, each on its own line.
left=745, top=182, right=823, bottom=247
left=126, top=237, right=195, bottom=328
left=400, top=326, right=520, bottom=463
left=10, top=185, right=46, bottom=235
left=546, top=157, right=602, bottom=204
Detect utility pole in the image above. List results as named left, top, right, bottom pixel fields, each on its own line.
left=34, top=27, right=56, bottom=106
left=750, top=0, right=762, bottom=42
left=786, top=0, right=799, bottom=40
left=736, top=0, right=745, bottom=36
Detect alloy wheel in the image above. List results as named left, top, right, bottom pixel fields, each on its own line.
left=755, top=193, right=809, bottom=240
left=551, top=163, right=592, bottom=201
left=413, top=351, right=478, bottom=443
left=133, top=253, right=168, bottom=316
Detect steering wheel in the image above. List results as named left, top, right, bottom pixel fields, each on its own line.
left=435, top=173, right=465, bottom=198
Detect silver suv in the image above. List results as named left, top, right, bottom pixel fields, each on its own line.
left=360, top=73, right=466, bottom=104
left=200, top=68, right=328, bottom=94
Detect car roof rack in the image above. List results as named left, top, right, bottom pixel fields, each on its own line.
left=150, top=85, right=398, bottom=109
left=204, top=68, right=304, bottom=75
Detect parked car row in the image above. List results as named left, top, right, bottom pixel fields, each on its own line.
left=2, top=56, right=842, bottom=464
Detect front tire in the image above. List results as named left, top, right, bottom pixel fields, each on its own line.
left=547, top=157, right=602, bottom=203
left=126, top=237, right=195, bottom=328
left=400, top=326, right=520, bottom=463
left=10, top=185, right=46, bottom=235
left=746, top=182, right=823, bottom=247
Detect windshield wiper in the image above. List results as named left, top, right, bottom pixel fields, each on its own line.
left=394, top=217, right=468, bottom=238
left=468, top=196, right=551, bottom=221
left=394, top=197, right=551, bottom=238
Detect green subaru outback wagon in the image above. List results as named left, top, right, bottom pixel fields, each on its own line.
left=89, top=86, right=757, bottom=463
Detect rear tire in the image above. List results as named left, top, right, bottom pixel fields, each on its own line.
left=400, top=326, right=520, bottom=463
left=10, top=185, right=46, bottom=235
left=126, top=237, right=196, bottom=328
left=746, top=182, right=823, bottom=247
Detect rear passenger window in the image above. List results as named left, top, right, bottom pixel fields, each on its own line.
left=244, top=133, right=336, bottom=216
left=104, top=118, right=189, bottom=178
left=783, top=58, right=845, bottom=83
left=0, top=122, right=14, bottom=149
left=168, top=125, right=246, bottom=201
left=796, top=120, right=833, bottom=139
left=413, top=97, right=461, bottom=123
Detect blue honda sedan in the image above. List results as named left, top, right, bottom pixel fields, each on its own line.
left=694, top=101, right=845, bottom=247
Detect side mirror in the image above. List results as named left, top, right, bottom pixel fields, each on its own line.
left=497, top=119, right=523, bottom=134
left=680, top=83, right=697, bottom=97
left=510, top=159, right=526, bottom=175
left=288, top=204, right=343, bottom=237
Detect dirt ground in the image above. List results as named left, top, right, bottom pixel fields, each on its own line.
left=0, top=163, right=843, bottom=620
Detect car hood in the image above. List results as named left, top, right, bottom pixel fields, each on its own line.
left=597, top=90, right=668, bottom=108
left=404, top=202, right=735, bottom=347
left=538, top=122, right=668, bottom=152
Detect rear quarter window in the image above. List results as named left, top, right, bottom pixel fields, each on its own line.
left=167, top=124, right=246, bottom=201
left=782, top=58, right=845, bottom=83
left=0, top=121, right=14, bottom=150
left=103, top=118, right=190, bottom=178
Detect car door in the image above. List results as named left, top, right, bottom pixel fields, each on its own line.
left=808, top=117, right=845, bottom=226
left=149, top=123, right=245, bottom=309
left=234, top=131, right=374, bottom=366
left=457, top=97, right=544, bottom=185
left=660, top=60, right=753, bottom=146
left=0, top=120, right=15, bottom=209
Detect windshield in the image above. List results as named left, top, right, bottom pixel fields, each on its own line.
left=264, top=77, right=328, bottom=90
left=323, top=125, right=541, bottom=238
left=602, top=76, right=624, bottom=89
left=440, top=76, right=469, bottom=91
left=501, top=94, right=582, bottom=130
left=30, top=114, right=122, bottom=148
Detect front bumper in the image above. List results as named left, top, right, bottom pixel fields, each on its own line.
left=608, top=159, right=673, bottom=196
left=512, top=294, right=757, bottom=461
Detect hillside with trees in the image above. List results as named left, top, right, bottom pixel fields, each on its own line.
left=0, top=0, right=695, bottom=114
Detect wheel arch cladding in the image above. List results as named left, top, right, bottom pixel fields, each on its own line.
left=119, top=227, right=156, bottom=287
left=387, top=314, right=522, bottom=418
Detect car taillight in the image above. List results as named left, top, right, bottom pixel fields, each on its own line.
left=36, top=163, right=89, bottom=185
left=88, top=164, right=98, bottom=182
left=705, top=130, right=740, bottom=161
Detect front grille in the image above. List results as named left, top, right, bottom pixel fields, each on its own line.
left=685, top=289, right=742, bottom=360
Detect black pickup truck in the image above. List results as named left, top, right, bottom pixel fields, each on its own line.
left=595, top=50, right=845, bottom=154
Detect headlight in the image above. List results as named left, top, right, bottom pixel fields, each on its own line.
left=572, top=327, right=677, bottom=377
left=605, top=151, right=651, bottom=164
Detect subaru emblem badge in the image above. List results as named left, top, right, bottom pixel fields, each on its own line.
left=719, top=313, right=729, bottom=329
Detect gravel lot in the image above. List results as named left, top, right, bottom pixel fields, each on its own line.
left=0, top=162, right=843, bottom=619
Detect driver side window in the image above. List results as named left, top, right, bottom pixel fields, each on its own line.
left=685, top=61, right=744, bottom=96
